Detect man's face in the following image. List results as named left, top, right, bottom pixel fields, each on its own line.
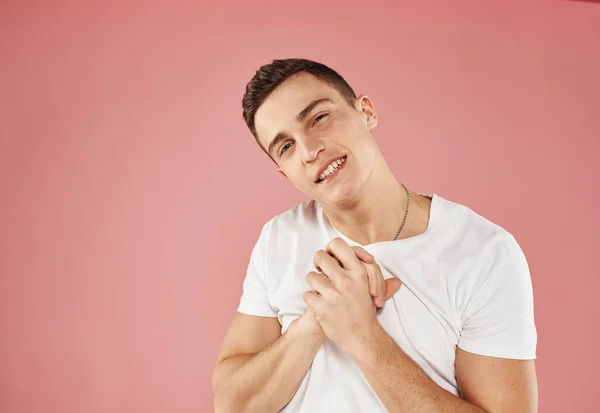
left=254, top=73, right=379, bottom=207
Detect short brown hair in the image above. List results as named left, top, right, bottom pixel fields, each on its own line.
left=242, top=58, right=357, bottom=157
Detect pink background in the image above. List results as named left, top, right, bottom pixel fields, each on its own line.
left=1, top=1, right=599, bottom=412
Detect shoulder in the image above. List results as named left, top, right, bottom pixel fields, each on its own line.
left=268, top=199, right=320, bottom=229
left=256, top=200, right=326, bottom=283
left=436, top=197, right=533, bottom=321
left=435, top=195, right=523, bottom=258
left=258, top=199, right=322, bottom=244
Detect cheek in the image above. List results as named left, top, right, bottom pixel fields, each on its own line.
left=334, top=117, right=365, bottom=143
left=282, top=167, right=309, bottom=188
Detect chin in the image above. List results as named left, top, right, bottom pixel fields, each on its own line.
left=314, top=183, right=360, bottom=207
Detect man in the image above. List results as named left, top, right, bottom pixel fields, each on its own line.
left=212, top=58, right=538, bottom=413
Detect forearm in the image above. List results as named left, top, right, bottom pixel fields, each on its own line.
left=350, top=323, right=487, bottom=413
left=213, top=330, right=323, bottom=413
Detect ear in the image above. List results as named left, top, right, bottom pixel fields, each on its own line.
left=276, top=167, right=288, bottom=179
left=355, top=94, right=377, bottom=130
left=276, top=166, right=301, bottom=190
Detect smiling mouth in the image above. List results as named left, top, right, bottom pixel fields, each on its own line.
left=316, top=156, right=347, bottom=183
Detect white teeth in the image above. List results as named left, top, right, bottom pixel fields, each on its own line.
left=318, top=157, right=346, bottom=182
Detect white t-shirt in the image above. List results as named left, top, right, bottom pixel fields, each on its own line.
left=237, top=194, right=537, bottom=412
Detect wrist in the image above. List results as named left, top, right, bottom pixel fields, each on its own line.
left=286, top=321, right=326, bottom=347
left=345, top=320, right=387, bottom=365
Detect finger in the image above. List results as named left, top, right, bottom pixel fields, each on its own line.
left=313, top=250, right=345, bottom=284
left=325, top=238, right=363, bottom=271
left=303, top=290, right=322, bottom=309
left=351, top=246, right=375, bottom=264
left=306, top=271, right=334, bottom=297
left=365, top=263, right=387, bottom=308
left=384, top=278, right=402, bottom=300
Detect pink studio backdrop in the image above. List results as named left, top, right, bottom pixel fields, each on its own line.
left=1, top=1, right=599, bottom=412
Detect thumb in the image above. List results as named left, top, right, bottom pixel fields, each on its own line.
left=351, top=246, right=375, bottom=264
left=384, top=278, right=402, bottom=300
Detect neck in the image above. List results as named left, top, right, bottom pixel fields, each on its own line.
left=321, top=162, right=424, bottom=246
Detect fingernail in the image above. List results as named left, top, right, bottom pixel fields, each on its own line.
left=376, top=297, right=385, bottom=307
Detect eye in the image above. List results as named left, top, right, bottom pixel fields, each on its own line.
left=313, top=113, right=328, bottom=125
left=280, top=141, right=293, bottom=155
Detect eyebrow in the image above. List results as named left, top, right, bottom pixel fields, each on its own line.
left=267, top=98, right=332, bottom=156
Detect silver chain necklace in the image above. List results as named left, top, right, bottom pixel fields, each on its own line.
left=392, top=183, right=411, bottom=241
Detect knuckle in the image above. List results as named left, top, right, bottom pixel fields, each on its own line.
left=313, top=251, right=324, bottom=267
left=314, top=250, right=326, bottom=261
left=329, top=237, right=345, bottom=248
left=338, top=277, right=351, bottom=293
left=331, top=292, right=342, bottom=306
left=356, top=268, right=369, bottom=282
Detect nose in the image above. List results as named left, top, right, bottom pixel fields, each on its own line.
left=298, top=135, right=325, bottom=164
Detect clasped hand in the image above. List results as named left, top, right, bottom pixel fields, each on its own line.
left=295, top=237, right=401, bottom=354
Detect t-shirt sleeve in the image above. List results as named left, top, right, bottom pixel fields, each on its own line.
left=236, top=222, right=278, bottom=317
left=457, top=234, right=537, bottom=360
